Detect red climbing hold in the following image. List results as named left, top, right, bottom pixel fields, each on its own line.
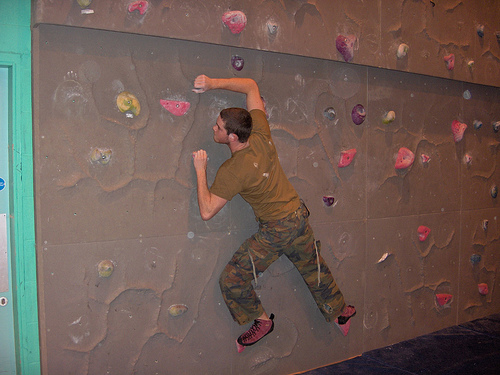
left=436, top=293, right=453, bottom=307
left=160, top=99, right=191, bottom=116
left=418, top=226, right=431, bottom=241
left=338, top=149, right=357, bottom=168
left=451, top=120, right=467, bottom=142
left=444, top=54, right=455, bottom=70
left=128, top=1, right=148, bottom=15
left=478, top=283, right=489, bottom=295
left=222, top=11, right=247, bottom=34
left=395, top=147, right=415, bottom=169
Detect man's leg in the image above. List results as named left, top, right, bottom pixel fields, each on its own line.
left=219, top=234, right=280, bottom=325
left=284, top=215, right=349, bottom=322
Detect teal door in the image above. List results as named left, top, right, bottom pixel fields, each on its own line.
left=0, top=66, right=17, bottom=374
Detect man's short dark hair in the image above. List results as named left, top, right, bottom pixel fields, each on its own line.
left=220, top=107, right=252, bottom=143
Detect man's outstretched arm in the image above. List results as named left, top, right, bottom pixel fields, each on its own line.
left=192, top=75, right=265, bottom=113
left=192, top=149, right=227, bottom=221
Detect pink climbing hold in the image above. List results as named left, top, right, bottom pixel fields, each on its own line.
left=478, top=283, right=489, bottom=295
left=436, top=293, right=453, bottom=307
left=451, top=120, right=467, bottom=142
left=160, top=99, right=191, bottom=116
left=417, top=225, right=431, bottom=242
left=395, top=147, right=415, bottom=169
left=336, top=35, right=356, bottom=62
left=222, top=11, right=247, bottom=34
left=421, top=153, right=431, bottom=164
left=128, top=0, right=148, bottom=15
left=444, top=54, right=455, bottom=70
left=338, top=149, right=357, bottom=168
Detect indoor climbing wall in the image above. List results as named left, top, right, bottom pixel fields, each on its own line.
left=32, top=1, right=500, bottom=374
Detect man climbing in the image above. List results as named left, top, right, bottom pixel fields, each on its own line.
left=191, top=75, right=355, bottom=352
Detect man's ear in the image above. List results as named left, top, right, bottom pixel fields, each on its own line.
left=229, top=133, right=237, bottom=142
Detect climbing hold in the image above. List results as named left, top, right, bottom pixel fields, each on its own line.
left=470, top=254, right=481, bottom=265
left=444, top=54, right=455, bottom=70
left=478, top=283, right=489, bottom=295
left=351, top=104, right=366, bottom=125
left=323, top=107, right=336, bottom=120
left=468, top=60, right=475, bottom=69
left=492, top=121, right=500, bottom=133
left=482, top=219, right=488, bottom=231
left=266, top=20, right=278, bottom=36
left=473, top=120, right=483, bottom=130
left=421, top=153, right=431, bottom=164
left=476, top=24, right=485, bottom=38
left=463, top=154, right=472, bottom=165
left=98, top=260, right=114, bottom=278
left=338, top=149, right=357, bottom=168
left=90, top=148, right=112, bottom=165
left=397, top=43, right=409, bottom=58
left=117, top=91, right=140, bottom=117
left=128, top=1, right=149, bottom=15
left=160, top=99, right=190, bottom=116
left=322, top=196, right=335, bottom=207
left=490, top=185, right=498, bottom=198
left=382, top=111, right=396, bottom=124
left=168, top=304, right=188, bottom=317
left=77, top=0, right=92, bottom=8
left=222, top=11, right=247, bottom=34
left=395, top=147, right=415, bottom=169
left=436, top=293, right=453, bottom=307
left=376, top=252, right=391, bottom=264
left=463, top=90, right=471, bottom=100
left=336, top=35, right=356, bottom=62
left=417, top=225, right=431, bottom=242
left=231, top=55, right=244, bottom=71
left=451, top=120, right=467, bottom=142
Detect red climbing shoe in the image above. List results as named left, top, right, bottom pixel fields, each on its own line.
left=337, top=305, right=356, bottom=325
left=237, top=314, right=275, bottom=348
left=334, top=305, right=356, bottom=336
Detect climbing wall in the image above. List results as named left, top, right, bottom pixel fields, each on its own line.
left=32, top=1, right=500, bottom=374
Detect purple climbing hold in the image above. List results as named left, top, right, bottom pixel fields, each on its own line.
left=323, top=196, right=335, bottom=207
left=231, top=55, right=244, bottom=71
left=336, top=35, right=356, bottom=62
left=470, top=254, right=481, bottom=265
left=351, top=104, right=366, bottom=125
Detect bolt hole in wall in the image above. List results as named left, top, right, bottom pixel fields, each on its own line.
left=0, top=66, right=17, bottom=374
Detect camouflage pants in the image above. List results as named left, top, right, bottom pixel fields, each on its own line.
left=219, top=201, right=346, bottom=325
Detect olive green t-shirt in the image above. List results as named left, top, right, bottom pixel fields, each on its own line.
left=210, top=109, right=300, bottom=221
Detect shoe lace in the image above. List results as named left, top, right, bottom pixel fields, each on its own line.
left=241, top=320, right=262, bottom=340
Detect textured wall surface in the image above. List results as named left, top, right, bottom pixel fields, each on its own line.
left=32, top=1, right=500, bottom=374
left=33, top=0, right=500, bottom=87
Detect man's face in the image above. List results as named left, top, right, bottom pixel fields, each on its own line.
left=213, top=115, right=230, bottom=144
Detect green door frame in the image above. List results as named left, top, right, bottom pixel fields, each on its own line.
left=1, top=52, right=41, bottom=374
